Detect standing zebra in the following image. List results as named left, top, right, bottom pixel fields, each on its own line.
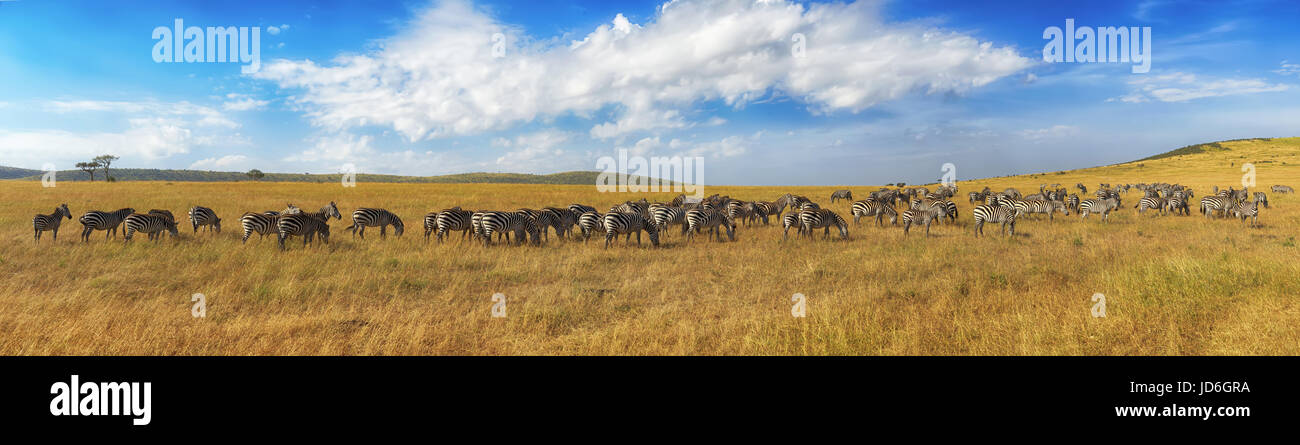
left=1165, top=196, right=1191, bottom=216
left=1253, top=192, right=1269, bottom=209
left=431, top=207, right=473, bottom=243
left=277, top=213, right=331, bottom=250
left=123, top=212, right=179, bottom=242
left=851, top=199, right=898, bottom=226
left=830, top=190, right=853, bottom=203
left=240, top=211, right=283, bottom=244
left=1135, top=197, right=1166, bottom=216
left=650, top=205, right=690, bottom=236
left=301, top=202, right=342, bottom=222
left=78, top=207, right=134, bottom=242
left=685, top=208, right=736, bottom=242
left=187, top=206, right=221, bottom=233
left=33, top=203, right=72, bottom=242
left=541, top=207, right=578, bottom=240
left=347, top=208, right=404, bottom=239
left=901, top=206, right=943, bottom=236
left=781, top=212, right=803, bottom=240
left=971, top=204, right=1017, bottom=237
left=726, top=200, right=757, bottom=227
left=750, top=201, right=780, bottom=225
left=480, top=211, right=540, bottom=246
left=1270, top=185, right=1293, bottom=194
left=1079, top=197, right=1120, bottom=222
left=1199, top=196, right=1231, bottom=219
left=578, top=211, right=605, bottom=243
left=1233, top=201, right=1260, bottom=227
left=798, top=208, right=849, bottom=240
left=603, top=212, right=660, bottom=248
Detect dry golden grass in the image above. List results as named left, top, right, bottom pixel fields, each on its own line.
left=2, top=138, right=1299, bottom=355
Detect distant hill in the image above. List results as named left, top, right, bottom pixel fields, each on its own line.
left=1, top=167, right=615, bottom=185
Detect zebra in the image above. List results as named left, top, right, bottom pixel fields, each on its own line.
left=123, top=212, right=179, bottom=242
left=651, top=205, right=690, bottom=236
left=516, top=208, right=558, bottom=243
left=480, top=211, right=541, bottom=246
left=750, top=201, right=780, bottom=225
left=1079, top=197, right=1120, bottom=222
left=603, top=212, right=660, bottom=248
left=33, top=203, right=72, bottom=241
left=851, top=199, right=898, bottom=226
left=781, top=212, right=803, bottom=240
left=685, top=208, right=736, bottom=242
left=240, top=211, right=283, bottom=244
left=1199, top=196, right=1232, bottom=219
left=346, top=208, right=404, bottom=239
left=830, top=190, right=853, bottom=203
left=78, top=207, right=134, bottom=242
left=147, top=209, right=175, bottom=224
left=569, top=203, right=597, bottom=216
left=187, top=206, right=221, bottom=233
left=799, top=208, right=848, bottom=240
left=609, top=200, right=650, bottom=218
left=1165, top=196, right=1191, bottom=216
left=431, top=208, right=473, bottom=243
left=1233, top=201, right=1260, bottom=227
left=901, top=206, right=943, bottom=236
left=1076, top=183, right=1088, bottom=194
left=578, top=211, right=605, bottom=243
left=1066, top=194, right=1080, bottom=211
left=1135, top=197, right=1166, bottom=216
left=276, top=213, right=331, bottom=250
left=1270, top=185, right=1293, bottom=194
left=972, top=204, right=1018, bottom=237
left=1253, top=192, right=1269, bottom=209
left=303, top=202, right=342, bottom=222
left=726, top=200, right=757, bottom=226
left=542, top=207, right=578, bottom=239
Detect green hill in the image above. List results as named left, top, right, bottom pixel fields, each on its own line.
left=3, top=167, right=613, bottom=185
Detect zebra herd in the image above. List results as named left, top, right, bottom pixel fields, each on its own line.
left=29, top=181, right=1286, bottom=246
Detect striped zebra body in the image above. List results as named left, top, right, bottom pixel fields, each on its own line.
left=751, top=201, right=779, bottom=225
left=603, top=212, right=660, bottom=248
left=651, top=205, right=689, bottom=236
left=609, top=200, right=650, bottom=219
left=147, top=209, right=175, bottom=224
left=1233, top=202, right=1259, bottom=226
left=685, top=208, right=735, bottom=242
left=1253, top=192, right=1269, bottom=209
left=830, top=190, right=852, bottom=203
left=1165, top=197, right=1191, bottom=216
left=1023, top=199, right=1068, bottom=221
left=516, top=209, right=558, bottom=243
left=432, top=208, right=473, bottom=243
left=33, top=204, right=72, bottom=241
left=901, top=206, right=942, bottom=236
left=1199, top=196, right=1231, bottom=219
left=798, top=208, right=848, bottom=240
left=1135, top=197, right=1166, bottom=215
left=726, top=200, right=756, bottom=226
left=123, top=213, right=179, bottom=241
left=781, top=212, right=802, bottom=240
left=578, top=211, right=604, bottom=242
left=347, top=208, right=404, bottom=239
left=481, top=211, right=540, bottom=246
left=569, top=204, right=597, bottom=215
left=972, top=205, right=1017, bottom=237
left=187, top=206, right=221, bottom=233
left=1270, top=185, right=1293, bottom=194
left=542, top=207, right=578, bottom=239
left=276, top=213, right=331, bottom=250
left=79, top=207, right=134, bottom=242
left=1079, top=198, right=1120, bottom=222
left=240, top=211, right=282, bottom=244
left=851, top=199, right=897, bottom=226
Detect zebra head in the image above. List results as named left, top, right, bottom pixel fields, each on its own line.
left=58, top=203, right=71, bottom=219
left=213, top=216, right=222, bottom=233
left=163, top=219, right=180, bottom=238
left=392, top=215, right=405, bottom=237
left=325, top=202, right=342, bottom=220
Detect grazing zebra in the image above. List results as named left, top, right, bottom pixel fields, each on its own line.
left=1135, top=197, right=1166, bottom=215
left=1165, top=197, right=1191, bottom=216
left=123, top=212, right=179, bottom=242
left=1270, top=185, right=1293, bottom=194
left=609, top=200, right=650, bottom=218
left=578, top=211, right=605, bottom=242
left=901, top=206, right=943, bottom=236
left=851, top=199, right=898, bottom=226
left=569, top=203, right=597, bottom=215
left=78, top=207, right=134, bottom=242
left=33, top=203, right=72, bottom=241
left=686, top=208, right=736, bottom=242
left=147, top=209, right=175, bottom=224
left=240, top=211, right=283, bottom=243
left=750, top=201, right=780, bottom=225
left=651, top=205, right=690, bottom=236
left=1079, top=198, right=1120, bottom=222
left=516, top=208, right=559, bottom=243
left=480, top=211, right=540, bottom=246
left=799, top=208, right=848, bottom=240
left=972, top=205, right=1017, bottom=237
left=187, top=206, right=221, bottom=233
left=276, top=213, right=331, bottom=250
left=1233, top=201, right=1260, bottom=227
left=830, top=190, right=853, bottom=203
left=432, top=208, right=473, bottom=243
left=1253, top=192, right=1269, bottom=209
left=781, top=212, right=803, bottom=240
left=347, top=208, right=404, bottom=239
left=542, top=207, right=578, bottom=239
left=725, top=200, right=757, bottom=226
left=1199, top=196, right=1231, bottom=219
left=1066, top=194, right=1080, bottom=211
left=603, top=212, right=660, bottom=248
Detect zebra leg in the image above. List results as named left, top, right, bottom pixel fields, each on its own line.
left=278, top=233, right=288, bottom=250
left=635, top=231, right=642, bottom=245
left=605, top=232, right=614, bottom=249
left=380, top=225, right=387, bottom=239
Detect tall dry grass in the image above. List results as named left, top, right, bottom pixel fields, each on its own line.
left=1, top=138, right=1298, bottom=355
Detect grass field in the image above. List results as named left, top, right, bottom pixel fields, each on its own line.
left=3, top=138, right=1299, bottom=355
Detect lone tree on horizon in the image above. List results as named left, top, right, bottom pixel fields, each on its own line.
left=93, top=154, right=119, bottom=181
left=76, top=161, right=101, bottom=181
left=247, top=169, right=266, bottom=181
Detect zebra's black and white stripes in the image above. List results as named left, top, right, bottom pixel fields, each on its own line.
left=799, top=208, right=848, bottom=240
left=685, top=208, right=735, bottom=242
left=33, top=203, right=72, bottom=241
left=277, top=213, right=331, bottom=250
left=79, top=207, right=134, bottom=242
left=971, top=204, right=1017, bottom=237
left=347, top=208, right=404, bottom=239
left=188, top=206, right=221, bottom=233
left=123, top=212, right=179, bottom=241
left=603, top=212, right=660, bottom=248
left=480, top=211, right=541, bottom=246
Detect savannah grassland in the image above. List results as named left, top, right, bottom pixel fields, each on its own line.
left=2, top=138, right=1299, bottom=355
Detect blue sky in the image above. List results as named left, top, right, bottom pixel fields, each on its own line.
left=1, top=0, right=1297, bottom=185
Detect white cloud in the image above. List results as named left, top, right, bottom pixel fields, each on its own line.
left=493, top=129, right=582, bottom=173
left=267, top=26, right=282, bottom=35
left=223, top=94, right=270, bottom=111
left=254, top=0, right=1031, bottom=142
left=1274, top=60, right=1300, bottom=77
left=1112, top=72, right=1290, bottom=103
left=190, top=154, right=250, bottom=170
left=1016, top=125, right=1079, bottom=142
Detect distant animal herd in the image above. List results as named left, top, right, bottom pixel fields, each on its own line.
left=30, top=182, right=1291, bottom=249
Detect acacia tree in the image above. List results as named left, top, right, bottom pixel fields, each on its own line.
left=93, top=154, right=119, bottom=180
left=76, top=161, right=100, bottom=181
left=247, top=169, right=266, bottom=181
